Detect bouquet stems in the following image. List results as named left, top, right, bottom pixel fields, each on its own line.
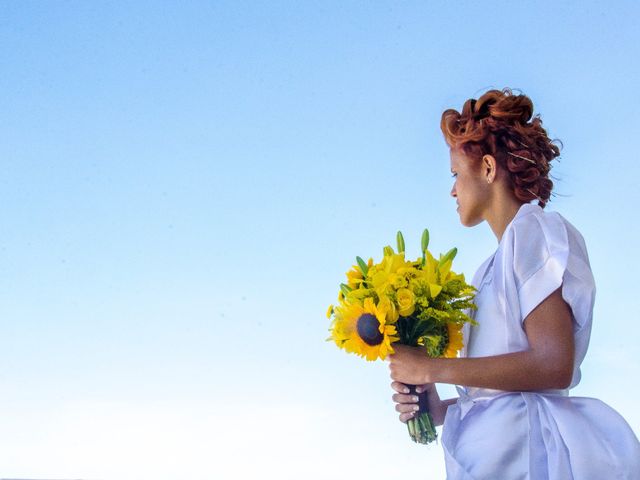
left=406, top=385, right=437, bottom=444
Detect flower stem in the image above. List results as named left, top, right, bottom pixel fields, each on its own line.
left=404, top=384, right=438, bottom=444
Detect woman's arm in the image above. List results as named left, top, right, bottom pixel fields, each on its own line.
left=389, top=288, right=575, bottom=391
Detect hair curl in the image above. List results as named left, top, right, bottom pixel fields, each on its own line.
left=440, top=88, right=561, bottom=208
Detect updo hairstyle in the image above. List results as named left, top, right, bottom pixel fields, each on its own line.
left=441, top=88, right=561, bottom=208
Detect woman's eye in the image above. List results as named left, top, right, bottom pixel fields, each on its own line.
left=451, top=173, right=457, bottom=178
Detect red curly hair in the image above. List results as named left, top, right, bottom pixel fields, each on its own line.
left=441, top=88, right=561, bottom=208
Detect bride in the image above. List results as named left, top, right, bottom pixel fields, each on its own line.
left=388, top=88, right=640, bottom=479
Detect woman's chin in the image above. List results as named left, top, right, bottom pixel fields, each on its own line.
left=458, top=212, right=483, bottom=227
left=457, top=210, right=469, bottom=226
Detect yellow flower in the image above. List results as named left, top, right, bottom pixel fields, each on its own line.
left=412, top=251, right=447, bottom=299
left=396, top=288, right=416, bottom=316
left=328, top=314, right=351, bottom=348
left=444, top=323, right=464, bottom=358
left=391, top=273, right=409, bottom=290
left=345, top=287, right=374, bottom=303
left=370, top=269, right=395, bottom=295
left=377, top=294, right=399, bottom=323
left=370, top=252, right=413, bottom=296
left=346, top=266, right=365, bottom=289
left=344, top=258, right=375, bottom=290
left=331, top=297, right=398, bottom=361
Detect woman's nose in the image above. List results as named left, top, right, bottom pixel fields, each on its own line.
left=450, top=184, right=457, bottom=197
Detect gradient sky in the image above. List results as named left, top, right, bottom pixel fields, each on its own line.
left=1, top=1, right=639, bottom=479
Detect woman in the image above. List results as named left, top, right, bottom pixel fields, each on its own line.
left=389, top=88, right=640, bottom=479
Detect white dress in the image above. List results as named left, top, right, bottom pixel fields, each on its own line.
left=441, top=203, right=640, bottom=480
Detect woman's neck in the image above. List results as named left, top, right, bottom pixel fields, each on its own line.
left=485, top=196, right=525, bottom=242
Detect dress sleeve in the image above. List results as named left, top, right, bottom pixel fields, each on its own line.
left=506, top=207, right=596, bottom=387
left=511, top=211, right=571, bottom=323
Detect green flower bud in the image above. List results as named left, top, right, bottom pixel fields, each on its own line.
left=396, top=231, right=405, bottom=253
left=421, top=229, right=430, bottom=266
left=421, top=229, right=430, bottom=253
left=439, top=247, right=458, bottom=266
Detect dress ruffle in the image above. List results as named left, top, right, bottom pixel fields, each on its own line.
left=443, top=391, right=640, bottom=480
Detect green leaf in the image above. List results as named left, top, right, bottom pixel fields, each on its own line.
left=356, top=256, right=368, bottom=276
left=340, top=283, right=352, bottom=297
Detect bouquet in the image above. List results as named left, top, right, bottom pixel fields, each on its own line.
left=326, top=229, right=476, bottom=444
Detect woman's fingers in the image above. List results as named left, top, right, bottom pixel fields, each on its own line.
left=391, top=381, right=436, bottom=395
left=395, top=402, right=420, bottom=413
left=393, top=392, right=420, bottom=420
left=415, top=383, right=435, bottom=394
left=390, top=381, right=410, bottom=394
left=392, top=393, right=420, bottom=404
left=391, top=381, right=432, bottom=424
left=399, top=411, right=416, bottom=423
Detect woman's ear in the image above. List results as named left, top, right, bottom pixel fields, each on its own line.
left=482, top=155, right=497, bottom=184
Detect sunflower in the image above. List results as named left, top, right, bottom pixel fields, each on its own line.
left=443, top=322, right=464, bottom=358
left=332, top=297, right=399, bottom=361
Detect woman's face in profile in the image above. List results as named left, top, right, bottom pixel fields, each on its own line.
left=449, top=148, right=491, bottom=227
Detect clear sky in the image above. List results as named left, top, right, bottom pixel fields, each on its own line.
left=1, top=1, right=639, bottom=478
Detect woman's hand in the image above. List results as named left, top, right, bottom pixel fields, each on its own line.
left=390, top=381, right=432, bottom=423
left=391, top=382, right=450, bottom=426
left=388, top=344, right=433, bottom=385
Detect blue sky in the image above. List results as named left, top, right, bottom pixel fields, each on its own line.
left=1, top=1, right=639, bottom=478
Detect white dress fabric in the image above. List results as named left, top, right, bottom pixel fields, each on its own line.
left=441, top=203, right=640, bottom=480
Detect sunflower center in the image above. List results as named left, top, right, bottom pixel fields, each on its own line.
left=356, top=313, right=384, bottom=346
